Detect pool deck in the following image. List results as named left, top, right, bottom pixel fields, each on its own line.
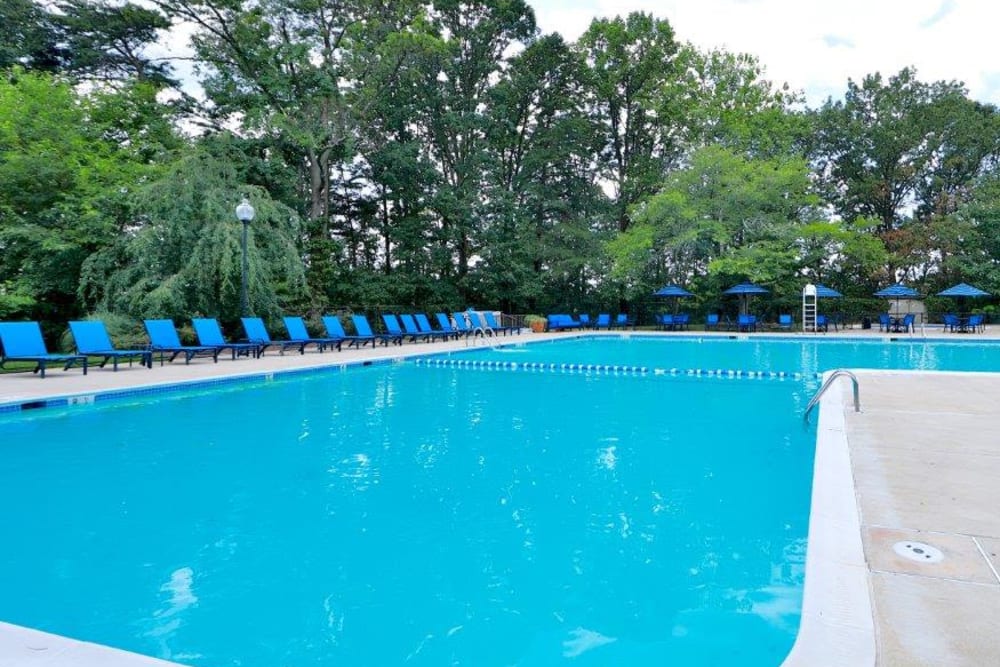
left=2, top=327, right=1000, bottom=665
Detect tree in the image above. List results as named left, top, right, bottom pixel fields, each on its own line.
left=55, top=0, right=175, bottom=85
left=79, top=144, right=305, bottom=324
left=810, top=68, right=998, bottom=233
left=609, top=145, right=818, bottom=299
left=576, top=12, right=680, bottom=233
left=0, top=70, right=156, bottom=327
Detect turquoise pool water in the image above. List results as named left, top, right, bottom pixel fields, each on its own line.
left=0, top=359, right=814, bottom=666
left=460, top=335, right=1000, bottom=374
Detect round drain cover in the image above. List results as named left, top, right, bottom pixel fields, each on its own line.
left=893, top=541, right=943, bottom=563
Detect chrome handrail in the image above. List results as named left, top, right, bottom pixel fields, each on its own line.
left=804, top=370, right=861, bottom=422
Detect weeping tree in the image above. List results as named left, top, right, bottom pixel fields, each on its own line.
left=80, top=146, right=306, bottom=326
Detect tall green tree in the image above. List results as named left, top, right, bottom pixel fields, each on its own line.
left=0, top=70, right=157, bottom=326
left=80, top=145, right=305, bottom=323
left=810, top=68, right=998, bottom=233
left=576, top=12, right=679, bottom=233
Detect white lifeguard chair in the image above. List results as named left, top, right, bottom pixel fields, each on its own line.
left=802, top=284, right=818, bottom=333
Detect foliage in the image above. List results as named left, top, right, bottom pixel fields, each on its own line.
left=2, top=6, right=1000, bottom=329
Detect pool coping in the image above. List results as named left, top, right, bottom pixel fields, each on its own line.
left=780, top=374, right=876, bottom=665
left=3, top=333, right=992, bottom=665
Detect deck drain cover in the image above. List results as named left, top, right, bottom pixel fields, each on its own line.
left=893, top=541, right=943, bottom=563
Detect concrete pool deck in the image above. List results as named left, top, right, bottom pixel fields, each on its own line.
left=2, top=328, right=999, bottom=665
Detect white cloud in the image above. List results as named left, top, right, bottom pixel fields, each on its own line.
left=529, top=0, right=1000, bottom=105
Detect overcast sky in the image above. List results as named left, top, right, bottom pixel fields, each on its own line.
left=530, top=0, right=1000, bottom=106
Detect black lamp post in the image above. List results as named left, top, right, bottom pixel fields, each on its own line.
left=235, top=197, right=255, bottom=316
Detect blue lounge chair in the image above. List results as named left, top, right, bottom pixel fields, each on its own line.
left=578, top=314, right=592, bottom=329
left=778, top=314, right=793, bottom=331
left=322, top=315, right=374, bottom=348
left=483, top=311, right=519, bottom=335
left=612, top=314, right=629, bottom=328
left=452, top=312, right=484, bottom=338
left=546, top=314, right=582, bottom=331
left=0, top=321, right=88, bottom=378
left=435, top=313, right=468, bottom=338
left=466, top=311, right=495, bottom=337
left=144, top=319, right=220, bottom=365
left=69, top=320, right=152, bottom=370
left=673, top=313, right=690, bottom=331
left=241, top=317, right=310, bottom=355
left=816, top=314, right=829, bottom=332
left=382, top=314, right=430, bottom=343
left=594, top=313, right=611, bottom=329
left=353, top=314, right=401, bottom=346
left=399, top=314, right=439, bottom=342
left=192, top=318, right=262, bottom=359
left=705, top=313, right=720, bottom=331
left=416, top=313, right=456, bottom=340
left=283, top=316, right=342, bottom=352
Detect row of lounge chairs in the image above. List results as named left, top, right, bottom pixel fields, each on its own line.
left=546, top=313, right=635, bottom=331
left=0, top=311, right=521, bottom=379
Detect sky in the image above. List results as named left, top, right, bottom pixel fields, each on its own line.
left=530, top=0, right=1000, bottom=106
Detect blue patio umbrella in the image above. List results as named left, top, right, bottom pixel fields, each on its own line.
left=874, top=283, right=920, bottom=315
left=653, top=284, right=694, bottom=298
left=874, top=283, right=919, bottom=298
left=653, top=284, right=694, bottom=315
left=724, top=281, right=768, bottom=314
left=937, top=282, right=990, bottom=315
left=814, top=283, right=843, bottom=298
left=936, top=282, right=989, bottom=298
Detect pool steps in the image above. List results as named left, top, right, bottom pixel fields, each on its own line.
left=415, top=357, right=822, bottom=380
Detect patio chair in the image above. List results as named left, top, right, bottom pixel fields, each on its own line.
left=483, top=311, right=519, bottom=335
left=705, top=313, right=720, bottom=331
left=322, top=315, right=375, bottom=348
left=737, top=314, right=757, bottom=333
left=452, top=312, right=486, bottom=338
left=352, top=314, right=402, bottom=346
left=967, top=314, right=985, bottom=333
left=393, top=314, right=435, bottom=343
left=145, top=319, right=220, bottom=365
left=546, top=314, right=582, bottom=332
left=942, top=313, right=960, bottom=333
left=673, top=313, right=690, bottom=331
left=815, top=314, right=829, bottom=332
left=435, top=313, right=469, bottom=339
left=69, top=320, right=152, bottom=370
left=578, top=314, right=592, bottom=329
left=416, top=313, right=456, bottom=341
left=0, top=321, right=88, bottom=378
left=466, top=311, right=495, bottom=337
left=878, top=314, right=891, bottom=332
left=283, top=316, right=342, bottom=351
left=192, top=318, right=263, bottom=359
left=658, top=314, right=673, bottom=330
left=613, top=314, right=629, bottom=329
left=241, top=317, right=310, bottom=355
left=594, top=313, right=612, bottom=330
left=900, top=313, right=916, bottom=333
left=396, top=314, right=435, bottom=342
left=778, top=314, right=793, bottom=331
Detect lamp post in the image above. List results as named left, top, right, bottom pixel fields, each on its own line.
left=235, top=197, right=255, bottom=316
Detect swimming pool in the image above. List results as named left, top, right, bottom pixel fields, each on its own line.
left=0, top=350, right=815, bottom=666
left=455, top=335, right=1000, bottom=375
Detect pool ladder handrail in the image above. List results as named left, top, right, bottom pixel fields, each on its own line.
left=804, top=370, right=861, bottom=422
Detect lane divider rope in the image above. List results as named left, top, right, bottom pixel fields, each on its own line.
left=413, top=357, right=821, bottom=380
